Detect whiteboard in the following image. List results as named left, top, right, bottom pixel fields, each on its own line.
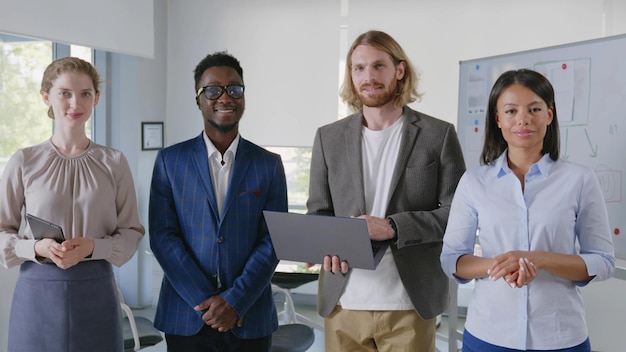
left=456, top=34, right=626, bottom=259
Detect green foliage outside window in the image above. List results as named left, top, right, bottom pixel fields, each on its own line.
left=266, top=147, right=312, bottom=213
left=0, top=39, right=52, bottom=175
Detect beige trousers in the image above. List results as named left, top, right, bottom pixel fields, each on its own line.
left=324, top=306, right=436, bottom=352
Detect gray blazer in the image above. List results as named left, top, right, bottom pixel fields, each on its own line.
left=307, top=107, right=466, bottom=320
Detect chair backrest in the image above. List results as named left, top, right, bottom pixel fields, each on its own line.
left=116, top=281, right=163, bottom=351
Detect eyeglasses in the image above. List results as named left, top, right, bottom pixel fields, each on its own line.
left=196, top=84, right=245, bottom=100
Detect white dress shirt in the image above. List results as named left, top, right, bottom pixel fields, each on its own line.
left=203, top=132, right=239, bottom=216
left=441, top=152, right=614, bottom=350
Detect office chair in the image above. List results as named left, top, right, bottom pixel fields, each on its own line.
left=271, top=271, right=323, bottom=331
left=271, top=283, right=316, bottom=352
left=117, top=285, right=163, bottom=351
left=271, top=323, right=315, bottom=352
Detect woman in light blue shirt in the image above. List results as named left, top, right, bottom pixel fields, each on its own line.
left=440, top=69, right=614, bottom=352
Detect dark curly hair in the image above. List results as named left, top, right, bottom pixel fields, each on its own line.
left=193, top=51, right=243, bottom=91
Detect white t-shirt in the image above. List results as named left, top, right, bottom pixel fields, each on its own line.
left=339, top=116, right=414, bottom=311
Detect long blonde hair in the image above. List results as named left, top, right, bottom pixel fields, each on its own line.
left=339, top=30, right=422, bottom=112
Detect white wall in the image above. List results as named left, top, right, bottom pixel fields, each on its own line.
left=0, top=0, right=154, bottom=58
left=108, top=0, right=168, bottom=308
left=166, top=0, right=342, bottom=148
left=165, top=0, right=626, bottom=149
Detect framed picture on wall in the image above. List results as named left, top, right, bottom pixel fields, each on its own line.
left=141, top=122, right=164, bottom=150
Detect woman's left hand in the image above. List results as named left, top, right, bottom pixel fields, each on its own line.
left=48, top=237, right=95, bottom=269
left=503, top=257, right=538, bottom=288
left=489, top=251, right=538, bottom=287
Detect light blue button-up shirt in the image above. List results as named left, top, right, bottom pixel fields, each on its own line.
left=441, top=152, right=615, bottom=350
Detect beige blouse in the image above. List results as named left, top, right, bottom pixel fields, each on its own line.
left=0, top=139, right=144, bottom=268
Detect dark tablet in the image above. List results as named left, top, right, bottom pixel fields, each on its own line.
left=25, top=213, right=65, bottom=243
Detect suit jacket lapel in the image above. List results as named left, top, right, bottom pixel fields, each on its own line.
left=190, top=134, right=220, bottom=220
left=220, top=138, right=252, bottom=219
left=390, top=108, right=420, bottom=198
left=346, top=115, right=367, bottom=215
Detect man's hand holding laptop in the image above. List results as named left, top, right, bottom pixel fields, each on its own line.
left=323, top=215, right=396, bottom=274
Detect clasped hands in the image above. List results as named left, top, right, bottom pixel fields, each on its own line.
left=194, top=295, right=243, bottom=332
left=487, top=251, right=538, bottom=288
left=34, top=237, right=94, bottom=269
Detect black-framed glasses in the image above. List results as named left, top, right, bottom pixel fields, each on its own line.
left=196, top=84, right=245, bottom=100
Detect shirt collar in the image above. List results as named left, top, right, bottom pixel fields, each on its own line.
left=203, top=131, right=240, bottom=163
left=494, top=150, right=555, bottom=179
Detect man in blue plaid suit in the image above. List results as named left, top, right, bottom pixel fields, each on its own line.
left=149, top=51, right=288, bottom=352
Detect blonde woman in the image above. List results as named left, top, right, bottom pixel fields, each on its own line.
left=0, top=57, right=144, bottom=352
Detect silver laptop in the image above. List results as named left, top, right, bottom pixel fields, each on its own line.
left=263, top=211, right=388, bottom=270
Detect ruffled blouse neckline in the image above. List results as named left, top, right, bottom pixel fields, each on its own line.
left=47, top=138, right=92, bottom=159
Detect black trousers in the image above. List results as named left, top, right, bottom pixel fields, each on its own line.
left=165, top=325, right=271, bottom=352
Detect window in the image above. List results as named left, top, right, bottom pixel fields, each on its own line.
left=0, top=34, right=95, bottom=176
left=0, top=34, right=52, bottom=175
left=265, top=146, right=312, bottom=213
left=69, top=44, right=94, bottom=139
left=266, top=146, right=321, bottom=274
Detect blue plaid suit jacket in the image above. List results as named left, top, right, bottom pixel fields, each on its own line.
left=148, top=133, right=288, bottom=338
